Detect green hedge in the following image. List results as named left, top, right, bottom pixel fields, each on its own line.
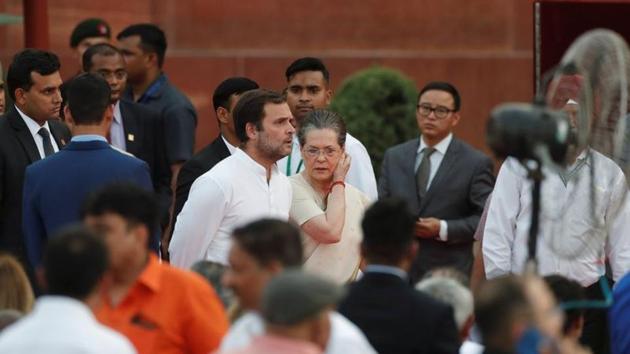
left=330, top=66, right=418, bottom=176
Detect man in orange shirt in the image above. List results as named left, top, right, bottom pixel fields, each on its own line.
left=81, top=183, right=228, bottom=354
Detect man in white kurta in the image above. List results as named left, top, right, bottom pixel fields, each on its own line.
left=483, top=152, right=630, bottom=286
left=169, top=90, right=295, bottom=268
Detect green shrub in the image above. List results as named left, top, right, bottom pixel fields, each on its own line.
left=330, top=66, right=418, bottom=176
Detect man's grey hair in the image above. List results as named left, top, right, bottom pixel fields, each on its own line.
left=416, top=277, right=473, bottom=330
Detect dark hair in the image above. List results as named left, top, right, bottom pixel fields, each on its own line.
left=82, top=43, right=122, bottom=72
left=212, top=77, right=259, bottom=111
left=43, top=225, right=109, bottom=300
left=418, top=81, right=461, bottom=112
left=232, top=219, right=303, bottom=267
left=6, top=49, right=60, bottom=101
left=117, top=24, right=167, bottom=67
left=475, top=276, right=530, bottom=345
left=361, top=198, right=415, bottom=264
left=298, top=109, right=347, bottom=147
left=285, top=57, right=330, bottom=83
left=543, top=274, right=585, bottom=335
left=233, top=89, right=286, bottom=142
left=65, top=73, right=111, bottom=125
left=81, top=183, right=160, bottom=244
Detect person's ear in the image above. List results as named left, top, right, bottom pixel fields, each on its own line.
left=14, top=88, right=28, bottom=106
left=64, top=105, right=74, bottom=125
left=265, top=260, right=283, bottom=275
left=217, top=107, right=230, bottom=125
left=324, top=88, right=333, bottom=106
left=130, top=223, right=150, bottom=250
left=245, top=122, right=258, bottom=141
left=451, top=112, right=461, bottom=127
left=145, top=52, right=157, bottom=68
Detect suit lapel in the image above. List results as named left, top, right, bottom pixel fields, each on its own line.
left=119, top=102, right=140, bottom=155
left=419, top=138, right=461, bottom=213
left=8, top=108, right=41, bottom=163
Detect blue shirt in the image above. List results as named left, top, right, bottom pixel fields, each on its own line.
left=611, top=272, right=630, bottom=354
left=122, top=73, right=197, bottom=164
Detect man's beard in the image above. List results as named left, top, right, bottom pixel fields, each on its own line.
left=256, top=135, right=290, bottom=162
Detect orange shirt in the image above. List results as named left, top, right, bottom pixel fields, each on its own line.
left=96, top=254, right=228, bottom=354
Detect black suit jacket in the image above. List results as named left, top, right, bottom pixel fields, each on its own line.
left=378, top=137, right=494, bottom=282
left=173, top=136, right=230, bottom=219
left=0, top=107, right=70, bottom=267
left=119, top=100, right=172, bottom=220
left=338, top=271, right=460, bottom=354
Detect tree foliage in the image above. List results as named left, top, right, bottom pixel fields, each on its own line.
left=330, top=66, right=419, bottom=176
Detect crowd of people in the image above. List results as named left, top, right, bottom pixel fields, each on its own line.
left=0, top=17, right=629, bottom=354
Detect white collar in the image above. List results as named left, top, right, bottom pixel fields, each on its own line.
left=418, top=133, right=453, bottom=155
left=234, top=148, right=279, bottom=178
left=15, top=105, right=53, bottom=137
left=221, top=135, right=238, bottom=155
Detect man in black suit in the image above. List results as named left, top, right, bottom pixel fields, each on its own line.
left=0, top=49, right=71, bottom=275
left=82, top=43, right=171, bottom=222
left=378, top=81, right=494, bottom=283
left=338, top=198, right=460, bottom=354
left=165, top=77, right=258, bottom=254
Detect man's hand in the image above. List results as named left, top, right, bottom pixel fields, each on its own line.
left=415, top=217, right=441, bottom=238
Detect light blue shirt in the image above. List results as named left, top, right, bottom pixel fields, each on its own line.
left=109, top=102, right=126, bottom=151
left=364, top=264, right=408, bottom=281
left=71, top=135, right=107, bottom=143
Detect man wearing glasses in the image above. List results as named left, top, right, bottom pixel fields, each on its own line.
left=378, top=81, right=494, bottom=284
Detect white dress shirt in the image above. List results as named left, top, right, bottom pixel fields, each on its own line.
left=0, top=296, right=136, bottom=354
left=220, top=311, right=377, bottom=354
left=277, top=133, right=378, bottom=201
left=416, top=133, right=453, bottom=241
left=483, top=152, right=630, bottom=286
left=169, top=148, right=292, bottom=267
left=110, top=101, right=126, bottom=151
left=221, top=135, right=238, bottom=155
left=15, top=105, right=60, bottom=158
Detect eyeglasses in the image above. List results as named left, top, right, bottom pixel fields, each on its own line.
left=303, top=147, right=340, bottom=159
left=417, top=104, right=456, bottom=119
left=96, top=70, right=128, bottom=81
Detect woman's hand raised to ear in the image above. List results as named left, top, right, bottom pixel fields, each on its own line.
left=333, top=153, right=351, bottom=182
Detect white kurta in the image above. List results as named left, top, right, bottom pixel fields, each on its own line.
left=170, top=149, right=292, bottom=268
left=483, top=152, right=630, bottom=286
left=0, top=296, right=136, bottom=354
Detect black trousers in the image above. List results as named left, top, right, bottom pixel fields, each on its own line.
left=579, top=277, right=613, bottom=354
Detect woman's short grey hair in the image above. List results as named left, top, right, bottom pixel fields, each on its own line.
left=416, top=277, right=473, bottom=331
left=297, top=109, right=347, bottom=147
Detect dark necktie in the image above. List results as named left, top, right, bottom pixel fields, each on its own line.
left=38, top=127, right=55, bottom=158
left=416, top=147, right=436, bottom=201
